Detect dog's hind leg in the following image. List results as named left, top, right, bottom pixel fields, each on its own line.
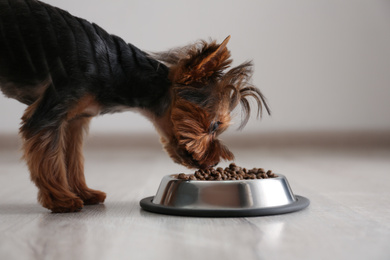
left=20, top=86, right=84, bottom=213
left=65, top=116, right=106, bottom=205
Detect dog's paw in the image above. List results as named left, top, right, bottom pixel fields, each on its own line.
left=45, top=197, right=84, bottom=213
left=80, top=189, right=107, bottom=205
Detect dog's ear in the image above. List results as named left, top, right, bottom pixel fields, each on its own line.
left=173, top=36, right=232, bottom=85
left=193, top=36, right=231, bottom=80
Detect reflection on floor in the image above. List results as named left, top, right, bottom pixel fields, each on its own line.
left=1, top=132, right=389, bottom=260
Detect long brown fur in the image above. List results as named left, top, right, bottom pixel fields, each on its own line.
left=21, top=118, right=83, bottom=213
left=65, top=117, right=106, bottom=205
left=20, top=94, right=105, bottom=213
left=153, top=36, right=270, bottom=169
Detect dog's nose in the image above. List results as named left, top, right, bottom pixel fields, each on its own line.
left=198, top=161, right=218, bottom=169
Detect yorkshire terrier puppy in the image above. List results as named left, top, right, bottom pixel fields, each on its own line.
left=0, top=0, right=269, bottom=212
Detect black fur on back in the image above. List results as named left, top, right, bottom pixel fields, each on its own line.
left=0, top=0, right=171, bottom=115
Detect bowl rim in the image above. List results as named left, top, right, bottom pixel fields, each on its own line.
left=168, top=173, right=285, bottom=182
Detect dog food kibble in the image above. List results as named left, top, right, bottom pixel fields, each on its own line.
left=177, top=163, right=278, bottom=181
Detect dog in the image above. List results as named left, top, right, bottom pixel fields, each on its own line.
left=0, top=0, right=270, bottom=212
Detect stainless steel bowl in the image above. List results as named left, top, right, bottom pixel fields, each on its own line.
left=140, top=174, right=309, bottom=217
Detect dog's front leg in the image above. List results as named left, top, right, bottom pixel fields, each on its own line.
left=65, top=117, right=106, bottom=205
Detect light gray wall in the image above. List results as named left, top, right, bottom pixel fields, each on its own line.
left=1, top=0, right=389, bottom=136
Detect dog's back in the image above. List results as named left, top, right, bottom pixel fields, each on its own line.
left=0, top=0, right=169, bottom=108
left=0, top=0, right=79, bottom=104
left=0, top=0, right=121, bottom=105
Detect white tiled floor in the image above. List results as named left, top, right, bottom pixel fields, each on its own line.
left=0, top=134, right=389, bottom=260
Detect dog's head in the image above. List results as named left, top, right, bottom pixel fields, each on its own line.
left=152, top=36, right=270, bottom=169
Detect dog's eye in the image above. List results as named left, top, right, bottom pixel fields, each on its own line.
left=210, top=121, right=221, bottom=134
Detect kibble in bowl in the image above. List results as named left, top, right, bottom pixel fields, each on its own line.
left=176, top=163, right=278, bottom=181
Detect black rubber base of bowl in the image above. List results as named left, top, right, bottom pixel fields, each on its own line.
left=140, top=195, right=310, bottom=217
